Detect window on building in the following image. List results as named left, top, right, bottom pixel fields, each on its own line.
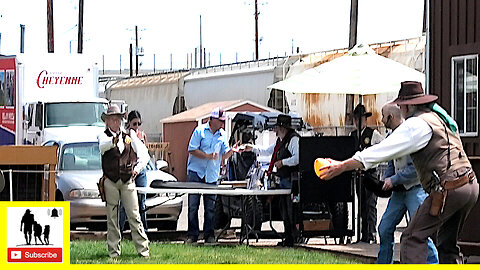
left=452, top=55, right=478, bottom=136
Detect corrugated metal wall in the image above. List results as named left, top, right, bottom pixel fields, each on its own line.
left=109, top=73, right=187, bottom=140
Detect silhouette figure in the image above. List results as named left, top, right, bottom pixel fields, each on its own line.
left=43, top=225, right=50, bottom=245
left=33, top=221, right=44, bottom=245
left=20, top=209, right=34, bottom=245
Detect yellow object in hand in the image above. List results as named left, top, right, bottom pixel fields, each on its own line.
left=314, top=158, right=331, bottom=178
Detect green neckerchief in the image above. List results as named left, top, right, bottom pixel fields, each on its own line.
left=429, top=103, right=458, bottom=134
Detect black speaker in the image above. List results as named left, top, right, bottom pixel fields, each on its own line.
left=299, top=136, right=356, bottom=203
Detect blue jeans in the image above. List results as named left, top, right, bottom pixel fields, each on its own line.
left=187, top=170, right=217, bottom=240
left=377, top=185, right=438, bottom=264
left=119, top=171, right=148, bottom=231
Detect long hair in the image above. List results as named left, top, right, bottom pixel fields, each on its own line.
left=127, top=110, right=142, bottom=129
left=128, top=110, right=142, bottom=122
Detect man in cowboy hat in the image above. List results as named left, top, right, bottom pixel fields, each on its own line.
left=318, top=81, right=479, bottom=264
left=98, top=104, right=149, bottom=258
left=376, top=102, right=438, bottom=264
left=243, top=114, right=300, bottom=246
left=185, top=107, right=237, bottom=245
left=350, top=104, right=383, bottom=243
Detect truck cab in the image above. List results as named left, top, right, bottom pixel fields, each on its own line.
left=24, top=98, right=108, bottom=145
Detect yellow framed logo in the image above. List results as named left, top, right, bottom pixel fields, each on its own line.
left=0, top=201, right=70, bottom=264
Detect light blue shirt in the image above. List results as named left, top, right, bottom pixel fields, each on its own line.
left=187, top=122, right=230, bottom=183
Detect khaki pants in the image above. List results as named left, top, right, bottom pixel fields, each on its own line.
left=400, top=179, right=479, bottom=263
left=104, top=177, right=149, bottom=257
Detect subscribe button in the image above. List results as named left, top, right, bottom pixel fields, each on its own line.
left=7, top=248, right=62, bottom=263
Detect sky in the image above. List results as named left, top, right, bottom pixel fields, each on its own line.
left=0, top=0, right=425, bottom=71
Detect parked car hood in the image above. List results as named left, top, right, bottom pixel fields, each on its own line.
left=145, top=169, right=177, bottom=187
left=57, top=169, right=102, bottom=191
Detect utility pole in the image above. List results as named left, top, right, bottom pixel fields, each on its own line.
left=348, top=0, right=358, bottom=49
left=254, top=0, right=259, bottom=60
left=20, top=24, right=25, bottom=53
left=199, top=15, right=203, bottom=68
left=135, top=25, right=139, bottom=75
left=47, top=0, right=54, bottom=53
left=194, top=48, right=197, bottom=68
left=422, top=0, right=427, bottom=33
left=129, top=43, right=133, bottom=77
left=77, top=0, right=84, bottom=53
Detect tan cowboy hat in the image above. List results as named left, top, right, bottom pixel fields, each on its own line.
left=101, top=104, right=125, bottom=122
left=392, top=81, right=438, bottom=105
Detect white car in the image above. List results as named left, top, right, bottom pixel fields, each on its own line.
left=46, top=139, right=182, bottom=231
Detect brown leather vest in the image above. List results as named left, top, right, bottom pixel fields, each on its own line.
left=410, top=111, right=471, bottom=192
left=101, top=129, right=138, bottom=183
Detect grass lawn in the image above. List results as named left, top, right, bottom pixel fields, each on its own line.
left=71, top=240, right=361, bottom=264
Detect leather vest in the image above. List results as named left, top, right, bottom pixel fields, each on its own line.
left=101, top=129, right=138, bottom=183
left=410, top=111, right=471, bottom=191
left=351, top=127, right=374, bottom=151
left=275, top=130, right=300, bottom=178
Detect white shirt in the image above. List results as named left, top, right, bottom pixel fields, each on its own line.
left=353, top=117, right=433, bottom=170
left=371, top=129, right=384, bottom=145
left=253, top=136, right=299, bottom=167
left=98, top=128, right=150, bottom=174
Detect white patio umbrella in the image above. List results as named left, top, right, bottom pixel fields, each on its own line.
left=267, top=44, right=425, bottom=95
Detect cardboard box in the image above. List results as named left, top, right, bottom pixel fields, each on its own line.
left=303, top=219, right=332, bottom=231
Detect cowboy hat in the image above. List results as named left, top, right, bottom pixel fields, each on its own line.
left=352, top=104, right=372, bottom=118
left=392, top=81, right=438, bottom=105
left=101, top=104, right=125, bottom=122
left=276, top=114, right=293, bottom=129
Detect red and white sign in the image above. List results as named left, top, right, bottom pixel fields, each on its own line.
left=7, top=248, right=62, bottom=263
left=7, top=207, right=64, bottom=264
left=36, top=70, right=84, bottom=89
left=0, top=108, right=16, bottom=131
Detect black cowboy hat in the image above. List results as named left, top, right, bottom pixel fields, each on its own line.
left=392, top=81, right=438, bottom=105
left=352, top=104, right=372, bottom=118
left=276, top=114, right=293, bottom=129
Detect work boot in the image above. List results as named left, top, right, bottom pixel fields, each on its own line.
left=185, top=237, right=198, bottom=245
left=204, top=236, right=217, bottom=246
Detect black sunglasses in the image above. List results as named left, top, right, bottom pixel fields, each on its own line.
left=132, top=122, right=142, bottom=126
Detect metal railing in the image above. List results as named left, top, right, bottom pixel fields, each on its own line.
left=0, top=166, right=54, bottom=201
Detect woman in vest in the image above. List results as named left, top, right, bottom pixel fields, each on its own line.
left=98, top=104, right=150, bottom=258
left=244, top=114, right=300, bottom=246
left=318, top=81, right=479, bottom=264
left=119, top=110, right=149, bottom=231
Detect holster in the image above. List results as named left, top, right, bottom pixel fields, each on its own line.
left=429, top=189, right=447, bottom=216
left=97, top=176, right=106, bottom=202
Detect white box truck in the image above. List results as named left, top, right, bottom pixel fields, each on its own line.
left=0, top=54, right=108, bottom=145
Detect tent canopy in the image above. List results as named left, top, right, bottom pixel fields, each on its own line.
left=268, top=44, right=425, bottom=95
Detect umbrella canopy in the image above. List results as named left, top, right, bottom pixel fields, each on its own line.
left=268, top=44, right=425, bottom=95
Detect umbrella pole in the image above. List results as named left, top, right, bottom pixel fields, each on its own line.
left=356, top=97, right=363, bottom=243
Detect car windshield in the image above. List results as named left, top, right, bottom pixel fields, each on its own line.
left=46, top=102, right=108, bottom=128
left=61, top=142, right=101, bottom=171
